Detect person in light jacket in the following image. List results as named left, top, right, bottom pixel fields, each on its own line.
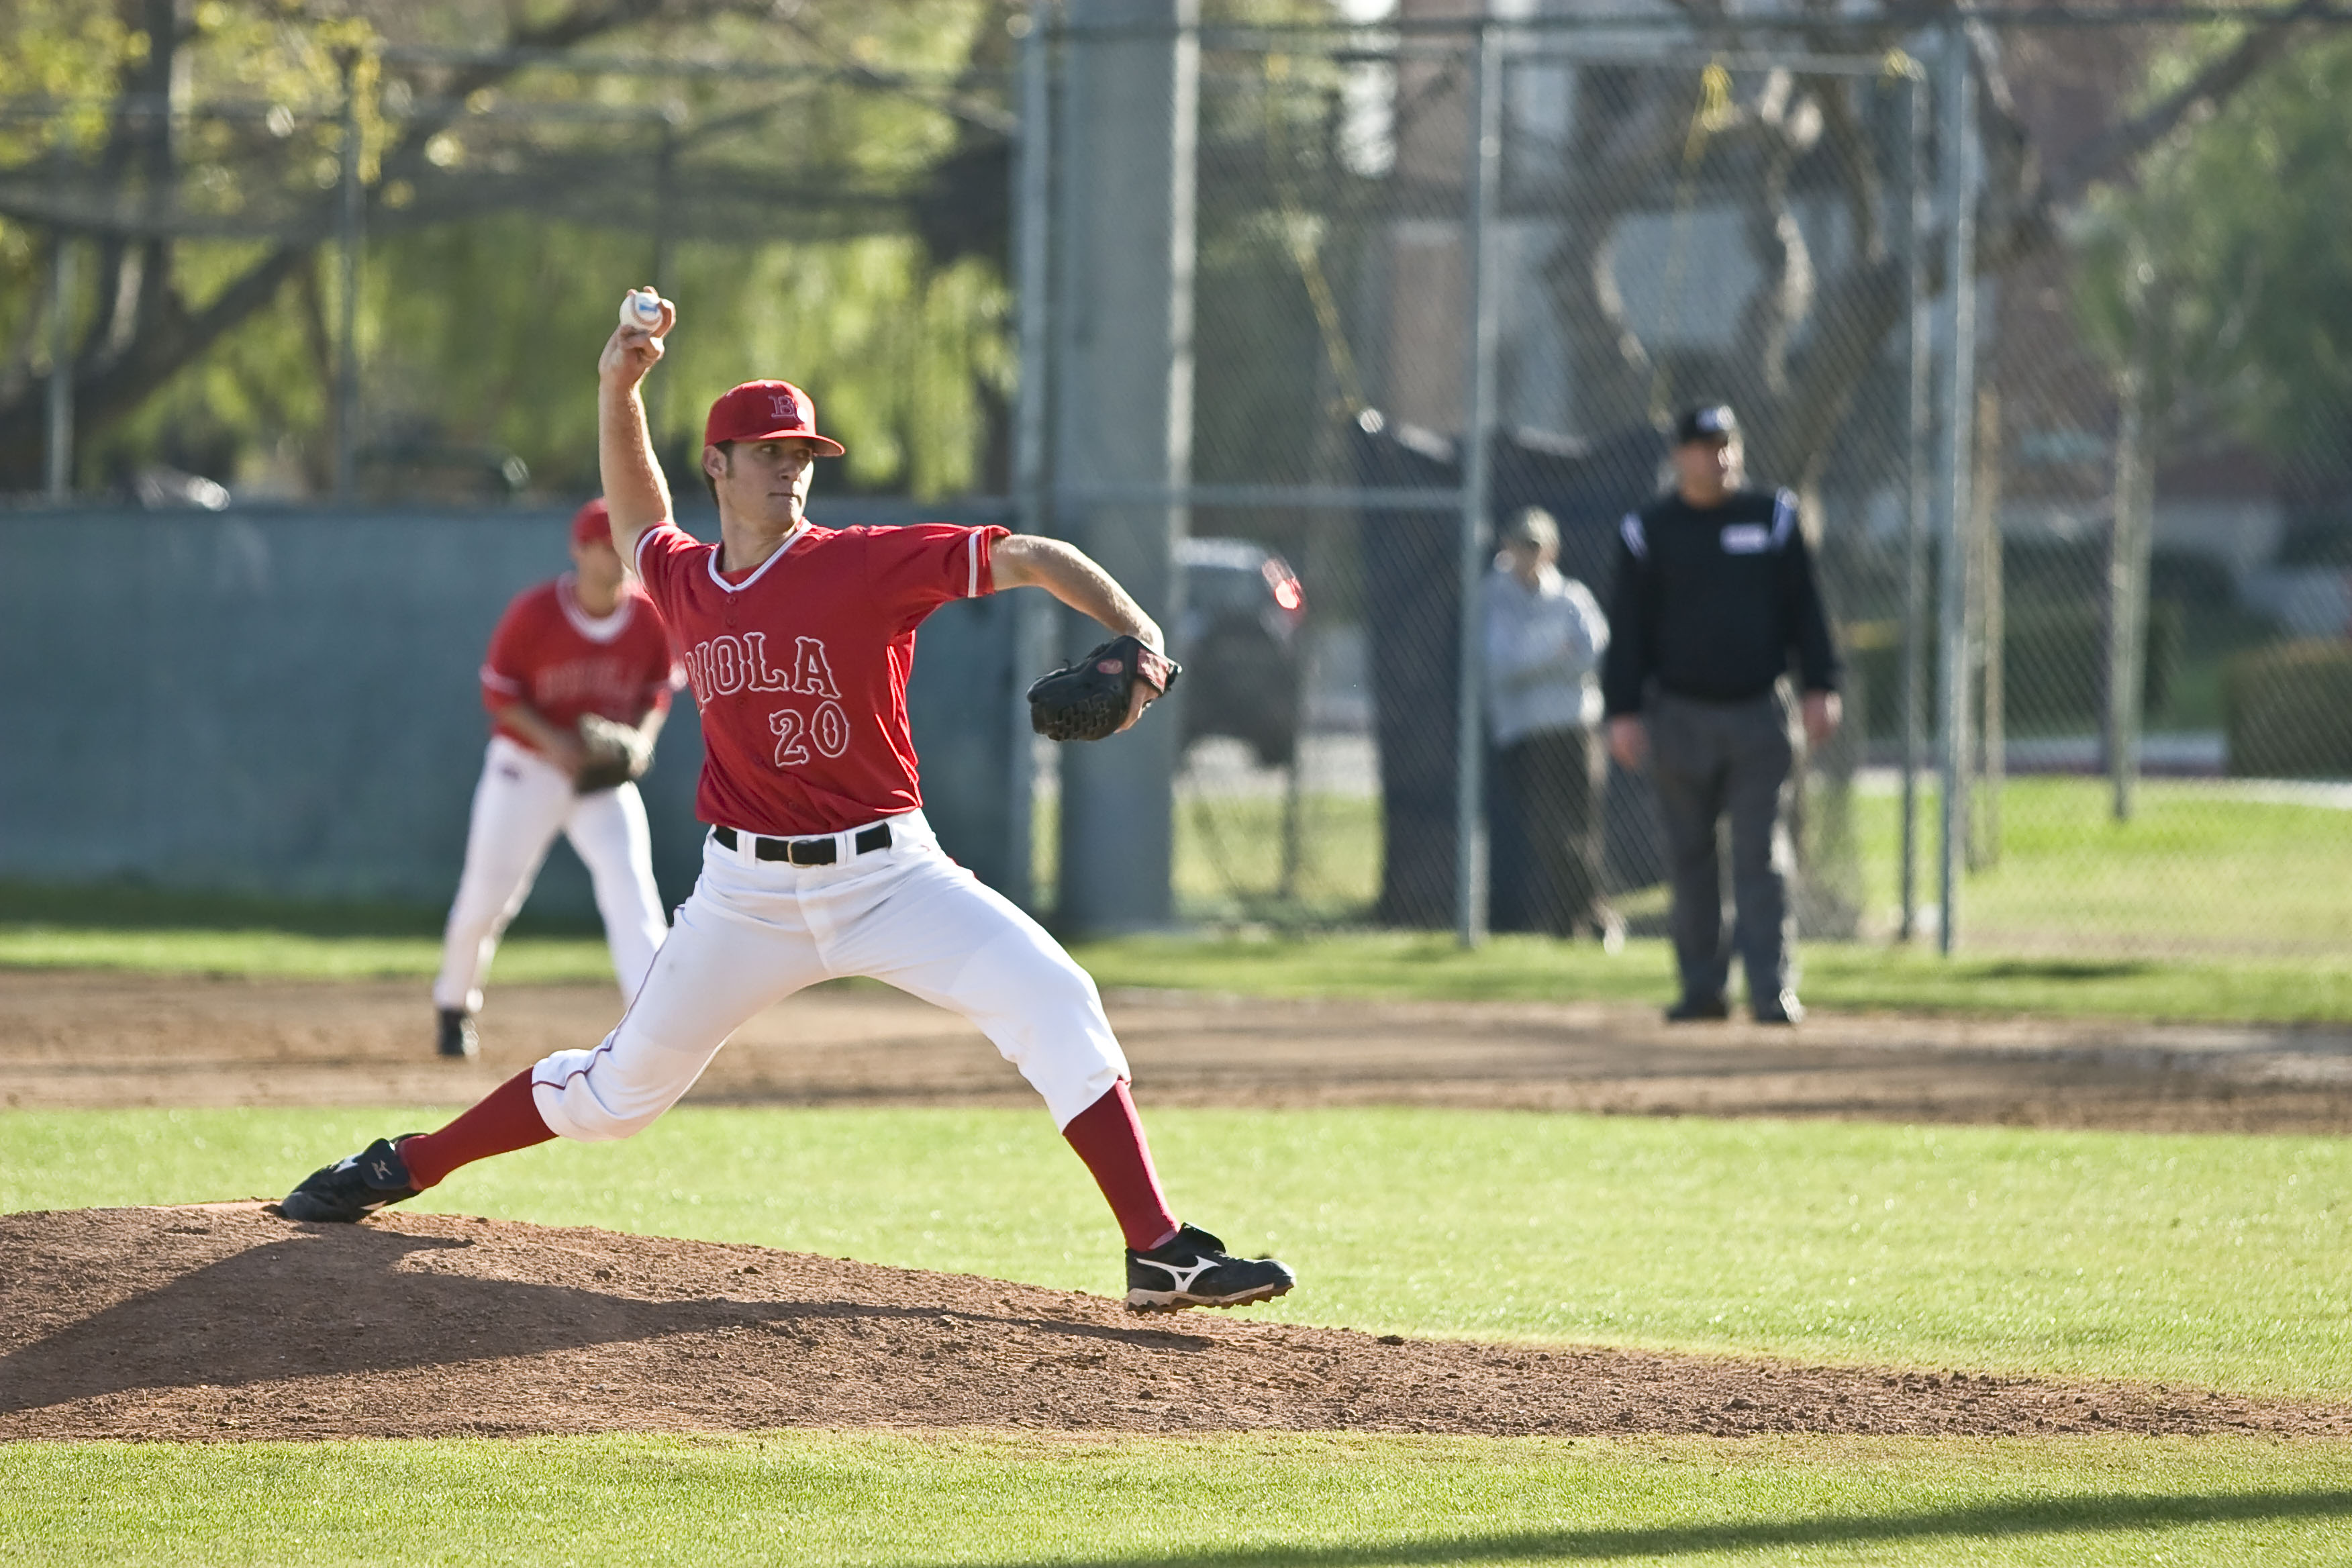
left=1484, top=506, right=1618, bottom=945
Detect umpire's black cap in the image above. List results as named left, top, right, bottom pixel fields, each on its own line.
left=1673, top=402, right=1740, bottom=444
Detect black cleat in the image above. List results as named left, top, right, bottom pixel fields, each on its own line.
left=1664, top=993, right=1730, bottom=1023
left=437, top=1008, right=479, bottom=1060
left=1126, top=1224, right=1295, bottom=1312
left=1753, top=990, right=1806, bottom=1026
left=279, top=1136, right=423, bottom=1223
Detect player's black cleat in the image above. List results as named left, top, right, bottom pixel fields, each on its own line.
left=278, top=1136, right=423, bottom=1223
left=1664, top=993, right=1730, bottom=1023
left=1125, top=1224, right=1295, bottom=1312
left=1753, top=989, right=1806, bottom=1026
left=437, top=1008, right=479, bottom=1059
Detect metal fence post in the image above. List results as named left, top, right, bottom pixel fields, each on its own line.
left=1899, top=63, right=1930, bottom=942
left=1452, top=23, right=1504, bottom=950
left=2107, top=311, right=2155, bottom=823
left=1936, top=21, right=1977, bottom=955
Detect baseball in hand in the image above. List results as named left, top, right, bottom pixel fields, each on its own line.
left=619, top=289, right=663, bottom=332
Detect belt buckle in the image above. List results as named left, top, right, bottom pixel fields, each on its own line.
left=788, top=838, right=835, bottom=867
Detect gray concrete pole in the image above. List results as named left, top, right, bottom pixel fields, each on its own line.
left=1898, top=67, right=1929, bottom=942
left=1936, top=23, right=1977, bottom=955
left=1050, top=0, right=1197, bottom=934
left=1452, top=25, right=1503, bottom=950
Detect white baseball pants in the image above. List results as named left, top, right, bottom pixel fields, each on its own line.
left=433, top=734, right=669, bottom=1016
left=528, top=810, right=1128, bottom=1139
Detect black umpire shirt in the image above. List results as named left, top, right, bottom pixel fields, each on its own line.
left=1599, top=486, right=1842, bottom=717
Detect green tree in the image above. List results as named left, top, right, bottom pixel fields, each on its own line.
left=0, top=0, right=1016, bottom=498
left=2075, top=32, right=2352, bottom=469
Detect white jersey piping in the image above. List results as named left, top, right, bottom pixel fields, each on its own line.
left=704, top=520, right=813, bottom=594
left=555, top=573, right=636, bottom=644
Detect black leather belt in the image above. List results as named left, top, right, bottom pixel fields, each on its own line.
left=712, top=823, right=893, bottom=866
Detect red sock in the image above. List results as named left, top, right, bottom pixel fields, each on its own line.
left=1063, top=1080, right=1179, bottom=1253
left=397, top=1069, right=556, bottom=1190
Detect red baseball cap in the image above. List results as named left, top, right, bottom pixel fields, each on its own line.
left=703, top=380, right=845, bottom=456
left=570, top=497, right=613, bottom=549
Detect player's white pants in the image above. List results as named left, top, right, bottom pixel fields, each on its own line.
left=529, top=810, right=1127, bottom=1138
left=433, top=734, right=669, bottom=1016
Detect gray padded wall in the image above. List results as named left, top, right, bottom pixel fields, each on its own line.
left=0, top=501, right=1019, bottom=920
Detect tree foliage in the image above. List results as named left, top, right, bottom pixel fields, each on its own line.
left=0, top=0, right=1015, bottom=498
left=2074, top=32, right=2352, bottom=468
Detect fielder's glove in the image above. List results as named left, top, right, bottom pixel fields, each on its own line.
left=574, top=714, right=654, bottom=793
left=1027, top=635, right=1181, bottom=743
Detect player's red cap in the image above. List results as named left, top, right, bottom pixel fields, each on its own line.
left=703, top=380, right=845, bottom=456
left=570, top=498, right=613, bottom=549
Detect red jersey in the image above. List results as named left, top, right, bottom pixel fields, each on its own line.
left=479, top=575, right=682, bottom=754
left=632, top=518, right=1007, bottom=836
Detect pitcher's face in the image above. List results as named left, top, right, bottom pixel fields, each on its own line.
left=707, top=437, right=820, bottom=528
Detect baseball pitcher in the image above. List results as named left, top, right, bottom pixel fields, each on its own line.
left=280, top=289, right=1295, bottom=1314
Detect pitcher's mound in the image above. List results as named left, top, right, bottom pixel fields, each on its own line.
left=3, top=1206, right=2342, bottom=1442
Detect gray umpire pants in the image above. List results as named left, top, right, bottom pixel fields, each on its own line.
left=1647, top=685, right=1799, bottom=1005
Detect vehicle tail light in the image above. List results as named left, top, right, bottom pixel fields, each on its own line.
left=1263, top=560, right=1305, bottom=617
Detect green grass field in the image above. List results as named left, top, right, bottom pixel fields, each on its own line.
left=5, top=1431, right=2349, bottom=1567
left=1157, top=775, right=2352, bottom=959
left=1852, top=778, right=2352, bottom=954
left=5, top=779, right=2347, bottom=1563
left=5, top=774, right=2348, bottom=1020
left=5, top=900, right=2351, bottom=1024
left=4, top=1104, right=2351, bottom=1565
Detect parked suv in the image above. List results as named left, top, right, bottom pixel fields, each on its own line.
left=1176, top=537, right=1306, bottom=767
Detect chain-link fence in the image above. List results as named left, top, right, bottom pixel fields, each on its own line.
left=7, top=6, right=2351, bottom=959
left=1029, top=7, right=2352, bottom=959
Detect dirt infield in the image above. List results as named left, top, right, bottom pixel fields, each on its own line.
left=5, top=1204, right=2347, bottom=1444
left=5, top=969, right=2351, bottom=1132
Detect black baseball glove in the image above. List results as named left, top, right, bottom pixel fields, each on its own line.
left=574, top=714, right=654, bottom=793
left=1027, top=635, right=1181, bottom=743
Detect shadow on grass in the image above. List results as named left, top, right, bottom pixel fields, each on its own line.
left=966, top=1489, right=2352, bottom=1567
left=1967, top=959, right=2161, bottom=983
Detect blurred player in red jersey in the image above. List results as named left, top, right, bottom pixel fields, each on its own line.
left=430, top=500, right=684, bottom=1059
left=283, top=291, right=1293, bottom=1314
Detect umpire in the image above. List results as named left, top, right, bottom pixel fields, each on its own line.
left=1601, top=403, right=1842, bottom=1025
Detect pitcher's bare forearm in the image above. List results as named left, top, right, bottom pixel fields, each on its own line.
left=595, top=290, right=679, bottom=558
left=597, top=385, right=670, bottom=556
left=989, top=535, right=1163, bottom=648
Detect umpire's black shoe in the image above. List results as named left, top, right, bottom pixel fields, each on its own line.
left=1664, top=993, right=1730, bottom=1023
left=279, top=1136, right=423, bottom=1223
left=1125, top=1224, right=1295, bottom=1312
left=437, top=1008, right=479, bottom=1060
left=1753, top=990, right=1806, bottom=1026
